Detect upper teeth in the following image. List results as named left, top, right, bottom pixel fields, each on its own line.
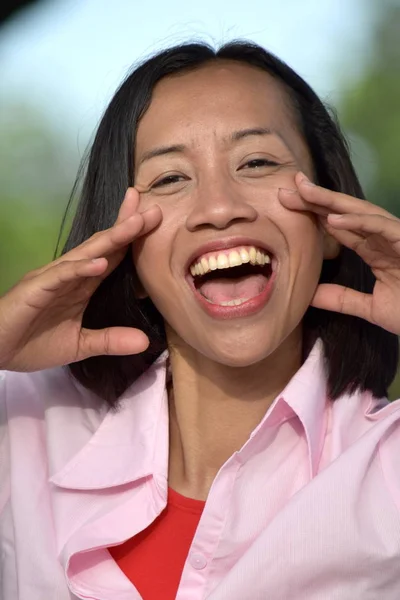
left=190, top=246, right=271, bottom=277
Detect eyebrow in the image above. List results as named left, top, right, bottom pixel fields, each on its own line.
left=137, top=127, right=276, bottom=166
left=138, top=144, right=186, bottom=165
left=230, top=127, right=273, bottom=141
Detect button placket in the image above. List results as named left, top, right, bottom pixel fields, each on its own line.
left=189, top=552, right=208, bottom=570
left=180, top=458, right=241, bottom=592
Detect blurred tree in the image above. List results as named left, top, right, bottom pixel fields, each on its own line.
left=338, top=0, right=400, bottom=215
left=0, top=101, right=78, bottom=204
left=337, top=0, right=400, bottom=398
left=0, top=200, right=61, bottom=290
left=0, top=102, right=79, bottom=292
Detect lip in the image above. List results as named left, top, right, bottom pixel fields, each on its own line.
left=184, top=236, right=276, bottom=273
left=187, top=268, right=277, bottom=320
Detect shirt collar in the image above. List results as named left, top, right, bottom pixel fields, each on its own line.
left=50, top=340, right=328, bottom=490
left=243, top=339, right=328, bottom=479
left=49, top=352, right=170, bottom=490
left=279, top=339, right=328, bottom=478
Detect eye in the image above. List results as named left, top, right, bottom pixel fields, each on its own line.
left=151, top=174, right=187, bottom=189
left=239, top=158, right=280, bottom=170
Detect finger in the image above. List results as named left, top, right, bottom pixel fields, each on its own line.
left=99, top=204, right=162, bottom=268
left=321, top=218, right=365, bottom=251
left=41, top=258, right=108, bottom=289
left=140, top=204, right=162, bottom=234
left=77, top=205, right=162, bottom=281
left=115, top=187, right=140, bottom=224
left=116, top=188, right=161, bottom=226
left=33, top=205, right=162, bottom=287
left=278, top=188, right=329, bottom=217
left=327, top=213, right=400, bottom=247
left=70, top=204, right=162, bottom=262
left=22, top=259, right=108, bottom=309
left=77, top=326, right=150, bottom=360
left=311, top=283, right=373, bottom=322
left=21, top=257, right=108, bottom=285
left=65, top=213, right=149, bottom=262
left=33, top=200, right=161, bottom=282
left=295, top=172, right=395, bottom=219
left=34, top=214, right=144, bottom=275
left=93, top=205, right=163, bottom=281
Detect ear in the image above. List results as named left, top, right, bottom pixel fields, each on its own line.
left=323, top=231, right=341, bottom=259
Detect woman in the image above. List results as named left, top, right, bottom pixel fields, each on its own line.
left=1, top=40, right=400, bottom=600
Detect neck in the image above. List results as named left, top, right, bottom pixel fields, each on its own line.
left=167, top=330, right=302, bottom=501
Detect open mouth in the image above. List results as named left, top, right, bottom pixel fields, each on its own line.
left=188, top=246, right=274, bottom=308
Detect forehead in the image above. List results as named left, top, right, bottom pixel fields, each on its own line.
left=136, top=61, right=300, bottom=146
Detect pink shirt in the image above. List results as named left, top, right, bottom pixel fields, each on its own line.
left=2, top=340, right=400, bottom=599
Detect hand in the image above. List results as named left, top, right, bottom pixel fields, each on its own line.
left=278, top=172, right=400, bottom=335
left=0, top=188, right=162, bottom=372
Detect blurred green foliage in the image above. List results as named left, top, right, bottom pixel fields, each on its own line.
left=0, top=102, right=78, bottom=290
left=338, top=0, right=400, bottom=217
left=0, top=200, right=61, bottom=289
left=0, top=1, right=399, bottom=396
left=337, top=0, right=400, bottom=398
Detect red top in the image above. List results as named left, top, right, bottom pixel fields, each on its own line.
left=109, top=486, right=206, bottom=599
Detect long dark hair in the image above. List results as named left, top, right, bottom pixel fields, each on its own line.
left=57, top=41, right=398, bottom=408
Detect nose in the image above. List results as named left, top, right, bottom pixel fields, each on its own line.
left=185, top=177, right=258, bottom=232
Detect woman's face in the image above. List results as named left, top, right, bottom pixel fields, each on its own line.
left=133, top=61, right=329, bottom=366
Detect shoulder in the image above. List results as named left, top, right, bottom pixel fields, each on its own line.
left=363, top=396, right=400, bottom=512
left=0, top=367, right=106, bottom=451
left=0, top=366, right=100, bottom=416
left=1, top=363, right=107, bottom=404
left=373, top=396, right=400, bottom=443
left=0, top=367, right=109, bottom=487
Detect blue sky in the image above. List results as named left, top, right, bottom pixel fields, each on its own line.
left=0, top=0, right=373, bottom=146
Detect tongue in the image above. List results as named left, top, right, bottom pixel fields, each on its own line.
left=199, top=274, right=267, bottom=304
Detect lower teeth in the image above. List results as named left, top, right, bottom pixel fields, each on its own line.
left=204, top=297, right=250, bottom=306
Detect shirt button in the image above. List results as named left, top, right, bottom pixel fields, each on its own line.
left=190, top=552, right=207, bottom=570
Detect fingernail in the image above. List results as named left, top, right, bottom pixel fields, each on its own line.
left=298, top=172, right=315, bottom=186
left=278, top=187, right=297, bottom=195
left=328, top=213, right=343, bottom=220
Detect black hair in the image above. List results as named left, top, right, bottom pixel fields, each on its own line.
left=56, top=40, right=398, bottom=408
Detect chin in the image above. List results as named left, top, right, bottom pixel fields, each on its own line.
left=211, top=353, right=268, bottom=369
left=196, top=332, right=280, bottom=369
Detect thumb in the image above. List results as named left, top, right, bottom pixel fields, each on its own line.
left=310, top=283, right=372, bottom=321
left=77, top=327, right=150, bottom=360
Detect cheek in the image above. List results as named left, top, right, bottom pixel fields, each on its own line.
left=131, top=215, right=180, bottom=294
left=255, top=184, right=321, bottom=244
left=287, top=211, right=321, bottom=244
left=289, top=215, right=325, bottom=296
left=272, top=208, right=324, bottom=291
